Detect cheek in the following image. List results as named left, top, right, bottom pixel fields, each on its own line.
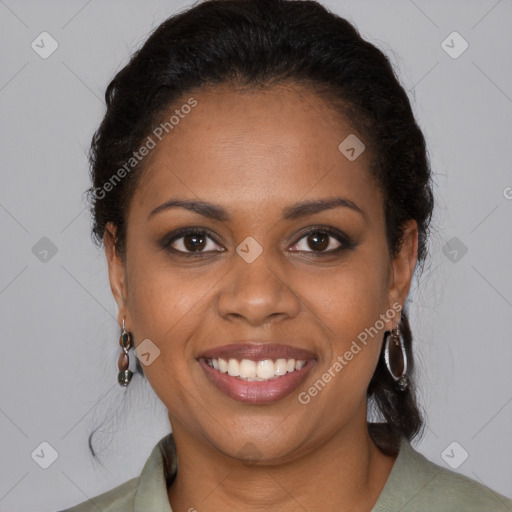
left=312, top=256, right=390, bottom=337
left=125, top=262, right=209, bottom=417
left=127, top=235, right=220, bottom=321
left=305, top=255, right=391, bottom=388
left=294, top=269, right=390, bottom=418
left=124, top=249, right=235, bottom=403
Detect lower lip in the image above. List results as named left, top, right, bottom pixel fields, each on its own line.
left=198, top=358, right=316, bottom=404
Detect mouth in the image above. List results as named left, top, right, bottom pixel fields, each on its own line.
left=197, top=343, right=317, bottom=404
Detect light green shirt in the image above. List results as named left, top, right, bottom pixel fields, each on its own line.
left=59, top=427, right=512, bottom=511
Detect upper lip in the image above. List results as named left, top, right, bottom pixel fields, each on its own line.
left=199, top=342, right=317, bottom=361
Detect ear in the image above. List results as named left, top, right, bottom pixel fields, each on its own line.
left=387, top=219, right=418, bottom=321
left=104, top=222, right=129, bottom=327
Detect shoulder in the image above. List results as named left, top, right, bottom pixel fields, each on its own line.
left=408, top=459, right=512, bottom=511
left=57, top=477, right=138, bottom=512
left=374, top=433, right=512, bottom=512
left=57, top=433, right=176, bottom=512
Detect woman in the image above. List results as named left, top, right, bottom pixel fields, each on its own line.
left=60, top=0, right=512, bottom=510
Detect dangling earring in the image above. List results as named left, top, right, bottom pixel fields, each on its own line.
left=383, top=315, right=409, bottom=391
left=117, top=318, right=134, bottom=387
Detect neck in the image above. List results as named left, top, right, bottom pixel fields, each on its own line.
left=166, top=418, right=398, bottom=512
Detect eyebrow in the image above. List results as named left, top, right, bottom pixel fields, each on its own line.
left=148, top=197, right=364, bottom=221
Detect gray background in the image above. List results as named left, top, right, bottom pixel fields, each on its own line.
left=0, top=0, right=511, bottom=510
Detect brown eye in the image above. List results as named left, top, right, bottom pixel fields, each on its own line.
left=165, top=229, right=224, bottom=254
left=289, top=227, right=350, bottom=254
left=306, top=231, right=330, bottom=251
left=182, top=233, right=207, bottom=251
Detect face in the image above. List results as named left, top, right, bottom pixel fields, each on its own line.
left=105, top=83, right=417, bottom=464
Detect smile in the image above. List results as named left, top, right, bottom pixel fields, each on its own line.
left=204, top=357, right=307, bottom=381
left=197, top=343, right=317, bottom=404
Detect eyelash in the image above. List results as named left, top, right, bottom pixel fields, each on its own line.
left=160, top=226, right=355, bottom=257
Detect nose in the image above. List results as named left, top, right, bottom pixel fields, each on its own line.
left=216, top=249, right=301, bottom=327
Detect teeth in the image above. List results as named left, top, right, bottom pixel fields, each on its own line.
left=239, top=359, right=257, bottom=379
left=227, top=359, right=240, bottom=377
left=206, top=357, right=307, bottom=381
left=275, top=359, right=288, bottom=375
left=218, top=358, right=228, bottom=373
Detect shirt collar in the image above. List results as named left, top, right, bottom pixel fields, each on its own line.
left=133, top=433, right=176, bottom=512
left=371, top=434, right=437, bottom=511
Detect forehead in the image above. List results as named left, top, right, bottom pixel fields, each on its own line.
left=131, top=83, right=380, bottom=220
